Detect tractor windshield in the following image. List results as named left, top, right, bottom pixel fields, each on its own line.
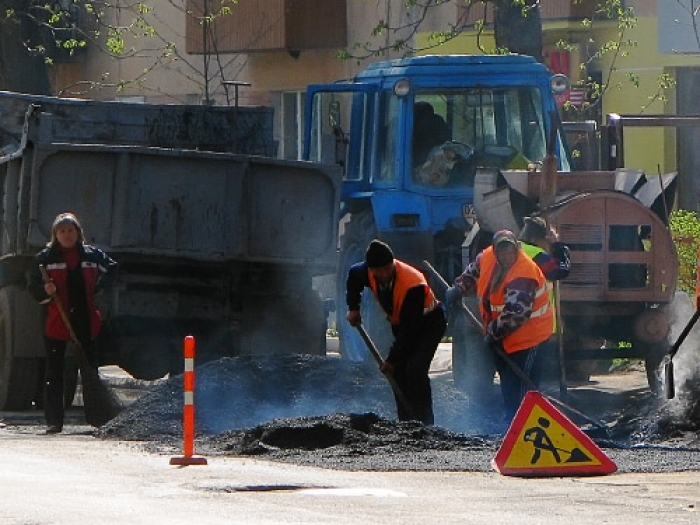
left=305, top=84, right=569, bottom=189
left=412, top=87, right=553, bottom=188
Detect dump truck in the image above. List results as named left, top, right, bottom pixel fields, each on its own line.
left=302, top=54, right=680, bottom=394
left=0, top=91, right=341, bottom=410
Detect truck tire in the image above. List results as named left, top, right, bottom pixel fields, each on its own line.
left=0, top=286, right=44, bottom=410
left=336, top=211, right=393, bottom=361
left=450, top=298, right=496, bottom=401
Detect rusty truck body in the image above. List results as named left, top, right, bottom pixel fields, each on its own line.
left=451, top=165, right=679, bottom=396
left=0, top=91, right=341, bottom=410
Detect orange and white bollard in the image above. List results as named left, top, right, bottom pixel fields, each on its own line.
left=170, top=335, right=208, bottom=466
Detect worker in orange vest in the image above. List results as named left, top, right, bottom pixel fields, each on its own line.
left=345, top=239, right=447, bottom=425
left=696, top=244, right=700, bottom=309
left=449, top=230, right=553, bottom=420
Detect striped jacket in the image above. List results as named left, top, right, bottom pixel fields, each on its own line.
left=29, top=244, right=118, bottom=341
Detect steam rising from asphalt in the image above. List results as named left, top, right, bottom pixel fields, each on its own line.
left=99, top=348, right=506, bottom=441
left=191, top=354, right=397, bottom=434
left=661, top=293, right=700, bottom=420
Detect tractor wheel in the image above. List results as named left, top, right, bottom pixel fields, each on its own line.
left=336, top=210, right=393, bottom=361
left=450, top=298, right=496, bottom=402
left=561, top=333, right=600, bottom=385
left=0, top=286, right=45, bottom=410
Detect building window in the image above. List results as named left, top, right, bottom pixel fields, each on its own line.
left=280, top=91, right=305, bottom=160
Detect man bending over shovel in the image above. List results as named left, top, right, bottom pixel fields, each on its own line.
left=345, top=239, right=446, bottom=425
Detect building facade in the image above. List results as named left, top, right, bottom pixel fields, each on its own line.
left=52, top=1, right=700, bottom=208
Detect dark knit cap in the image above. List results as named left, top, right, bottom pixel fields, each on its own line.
left=519, top=215, right=548, bottom=242
left=365, top=239, right=394, bottom=268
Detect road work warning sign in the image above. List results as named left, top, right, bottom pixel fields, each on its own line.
left=492, top=391, right=617, bottom=477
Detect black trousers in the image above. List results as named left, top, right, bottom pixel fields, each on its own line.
left=392, top=313, right=447, bottom=425
left=44, top=336, right=96, bottom=429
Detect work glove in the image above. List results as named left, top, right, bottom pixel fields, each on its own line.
left=380, top=360, right=395, bottom=375
left=444, top=286, right=463, bottom=318
left=346, top=310, right=361, bottom=327
left=444, top=286, right=462, bottom=305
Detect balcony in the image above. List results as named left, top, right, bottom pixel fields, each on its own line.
left=186, top=0, right=347, bottom=54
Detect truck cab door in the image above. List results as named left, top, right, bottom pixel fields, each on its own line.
left=304, top=84, right=376, bottom=195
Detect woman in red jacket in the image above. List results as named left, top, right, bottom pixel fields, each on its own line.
left=28, top=213, right=118, bottom=434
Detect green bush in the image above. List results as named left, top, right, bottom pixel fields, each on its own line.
left=669, top=209, right=700, bottom=297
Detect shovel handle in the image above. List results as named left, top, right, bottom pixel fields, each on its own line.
left=39, top=265, right=82, bottom=349
left=422, top=260, right=449, bottom=292
left=668, top=309, right=700, bottom=360
left=354, top=324, right=417, bottom=421
left=355, top=324, right=385, bottom=368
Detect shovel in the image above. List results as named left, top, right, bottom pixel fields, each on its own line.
left=40, top=265, right=122, bottom=427
left=355, top=324, right=417, bottom=421
left=664, top=309, right=700, bottom=399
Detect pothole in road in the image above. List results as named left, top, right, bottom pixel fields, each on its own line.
left=199, top=483, right=318, bottom=493
left=198, top=483, right=407, bottom=498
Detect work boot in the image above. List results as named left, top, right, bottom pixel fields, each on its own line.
left=45, top=425, right=62, bottom=435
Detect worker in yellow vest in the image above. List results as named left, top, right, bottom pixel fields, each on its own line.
left=519, top=216, right=570, bottom=299
left=519, top=215, right=571, bottom=377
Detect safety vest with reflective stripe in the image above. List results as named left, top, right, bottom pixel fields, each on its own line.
left=520, top=242, right=557, bottom=334
left=369, top=260, right=437, bottom=326
left=476, top=246, right=553, bottom=353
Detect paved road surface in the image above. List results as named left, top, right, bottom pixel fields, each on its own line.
left=0, top=428, right=699, bottom=525
left=1, top=346, right=698, bottom=524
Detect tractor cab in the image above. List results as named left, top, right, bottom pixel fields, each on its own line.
left=304, top=55, right=571, bottom=229
left=303, top=55, right=573, bottom=361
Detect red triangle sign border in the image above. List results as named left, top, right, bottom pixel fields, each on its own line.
left=492, top=391, right=617, bottom=477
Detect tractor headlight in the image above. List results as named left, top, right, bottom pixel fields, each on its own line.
left=394, top=78, right=411, bottom=97
left=550, top=74, right=570, bottom=94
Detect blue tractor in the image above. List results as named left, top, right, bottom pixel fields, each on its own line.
left=303, top=54, right=572, bottom=372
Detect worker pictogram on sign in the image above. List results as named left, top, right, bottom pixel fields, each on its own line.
left=492, top=391, right=616, bottom=477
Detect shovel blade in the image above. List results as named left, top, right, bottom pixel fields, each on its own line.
left=79, top=364, right=123, bottom=427
left=579, top=423, right=610, bottom=441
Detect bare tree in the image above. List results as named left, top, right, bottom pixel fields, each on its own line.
left=492, top=0, right=542, bottom=60
left=0, top=1, right=53, bottom=94
left=0, top=1, right=247, bottom=103
left=339, top=0, right=544, bottom=60
left=61, top=0, right=247, bottom=104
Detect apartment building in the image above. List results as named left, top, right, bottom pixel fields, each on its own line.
left=51, top=1, right=700, bottom=206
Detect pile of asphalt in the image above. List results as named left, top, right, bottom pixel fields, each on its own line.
left=98, top=353, right=505, bottom=440
left=631, top=375, right=700, bottom=448
left=97, top=353, right=700, bottom=472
